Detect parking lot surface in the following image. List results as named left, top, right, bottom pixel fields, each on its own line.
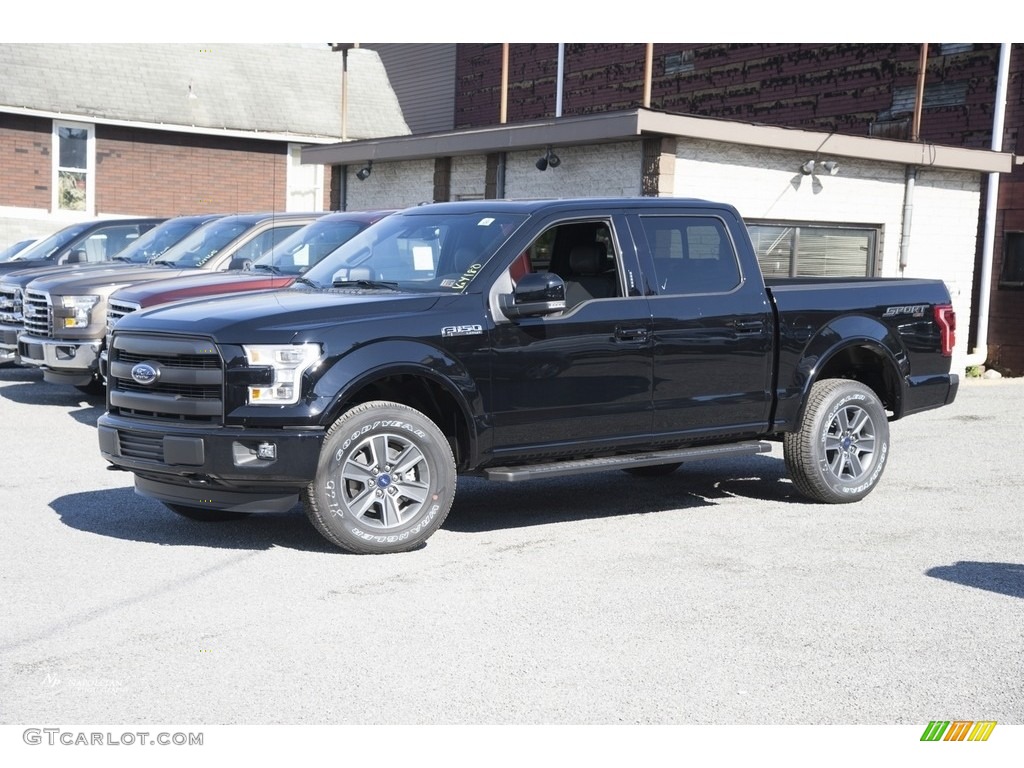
left=1, top=364, right=1022, bottom=725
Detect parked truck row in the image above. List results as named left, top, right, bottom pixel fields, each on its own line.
left=2, top=198, right=960, bottom=554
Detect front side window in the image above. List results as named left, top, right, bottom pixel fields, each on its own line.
left=53, top=121, right=94, bottom=215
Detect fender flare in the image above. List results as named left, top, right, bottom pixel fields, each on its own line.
left=785, top=314, right=909, bottom=430
left=310, top=338, right=483, bottom=462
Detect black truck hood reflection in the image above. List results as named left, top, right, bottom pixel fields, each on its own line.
left=112, top=287, right=442, bottom=344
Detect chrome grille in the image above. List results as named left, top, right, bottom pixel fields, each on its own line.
left=22, top=290, right=51, bottom=337
left=107, top=299, right=140, bottom=330
left=0, top=284, right=22, bottom=323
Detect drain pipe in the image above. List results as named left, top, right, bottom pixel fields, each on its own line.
left=966, top=42, right=1011, bottom=368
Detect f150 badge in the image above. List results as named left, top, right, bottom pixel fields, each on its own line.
left=883, top=304, right=928, bottom=318
left=441, top=325, right=483, bottom=338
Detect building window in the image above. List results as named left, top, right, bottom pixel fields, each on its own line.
left=999, top=233, right=1024, bottom=289
left=53, top=120, right=95, bottom=215
left=664, top=50, right=694, bottom=75
left=748, top=222, right=878, bottom=277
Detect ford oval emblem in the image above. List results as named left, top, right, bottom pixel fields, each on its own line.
left=131, top=362, right=159, bottom=385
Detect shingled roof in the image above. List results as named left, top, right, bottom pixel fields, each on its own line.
left=0, top=43, right=410, bottom=142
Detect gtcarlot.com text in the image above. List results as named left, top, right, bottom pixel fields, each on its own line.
left=23, top=729, right=203, bottom=746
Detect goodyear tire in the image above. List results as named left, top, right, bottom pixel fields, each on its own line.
left=303, top=400, right=456, bottom=554
left=784, top=379, right=890, bottom=503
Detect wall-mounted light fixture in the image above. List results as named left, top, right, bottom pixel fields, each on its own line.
left=536, top=147, right=561, bottom=171
left=800, top=159, right=840, bottom=176
left=355, top=161, right=373, bottom=181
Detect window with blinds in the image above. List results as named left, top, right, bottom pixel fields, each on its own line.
left=747, top=222, right=877, bottom=278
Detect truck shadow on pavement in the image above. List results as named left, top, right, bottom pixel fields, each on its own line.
left=50, top=487, right=339, bottom=554
left=925, top=561, right=1024, bottom=599
left=53, top=455, right=802, bottom=552
left=0, top=372, right=105, bottom=424
left=444, top=454, right=806, bottom=533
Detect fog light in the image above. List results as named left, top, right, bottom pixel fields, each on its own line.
left=256, top=442, right=277, bottom=461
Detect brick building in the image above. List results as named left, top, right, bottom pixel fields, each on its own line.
left=354, top=43, right=1024, bottom=375
left=0, top=43, right=408, bottom=246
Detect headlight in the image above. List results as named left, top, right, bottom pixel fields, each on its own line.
left=242, top=343, right=321, bottom=405
left=59, top=295, right=101, bottom=328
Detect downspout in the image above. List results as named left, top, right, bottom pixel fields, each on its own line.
left=500, top=44, right=509, bottom=124
left=966, top=42, right=1011, bottom=368
left=556, top=43, right=565, bottom=117
left=899, top=44, right=927, bottom=274
left=899, top=167, right=916, bottom=274
left=643, top=44, right=653, bottom=108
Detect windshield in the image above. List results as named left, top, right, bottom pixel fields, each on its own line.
left=153, top=219, right=252, bottom=268
left=0, top=239, right=37, bottom=262
left=301, top=210, right=527, bottom=291
left=13, top=222, right=92, bottom=262
left=116, top=217, right=218, bottom=263
left=250, top=218, right=374, bottom=276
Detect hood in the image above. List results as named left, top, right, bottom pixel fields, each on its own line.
left=25, top=265, right=204, bottom=295
left=112, top=270, right=294, bottom=307
left=115, top=287, right=442, bottom=344
left=0, top=260, right=144, bottom=287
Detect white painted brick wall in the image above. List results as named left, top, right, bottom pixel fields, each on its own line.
left=344, top=159, right=436, bottom=210
left=450, top=155, right=489, bottom=200
left=673, top=140, right=980, bottom=373
left=504, top=142, right=643, bottom=199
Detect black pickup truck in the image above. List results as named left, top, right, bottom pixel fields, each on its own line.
left=97, top=198, right=959, bottom=554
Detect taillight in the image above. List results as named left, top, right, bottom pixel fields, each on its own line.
left=934, top=304, right=956, bottom=357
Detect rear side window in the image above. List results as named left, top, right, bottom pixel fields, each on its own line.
left=638, top=216, right=740, bottom=295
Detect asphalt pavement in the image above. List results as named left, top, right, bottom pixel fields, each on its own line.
left=1, top=363, right=1021, bottom=727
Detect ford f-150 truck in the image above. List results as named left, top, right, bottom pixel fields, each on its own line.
left=97, top=198, right=959, bottom=554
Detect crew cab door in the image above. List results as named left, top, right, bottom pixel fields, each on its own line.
left=486, top=215, right=653, bottom=454
left=628, top=210, right=774, bottom=439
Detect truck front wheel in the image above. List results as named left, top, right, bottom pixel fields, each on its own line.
left=303, top=400, right=457, bottom=554
left=784, top=379, right=890, bottom=504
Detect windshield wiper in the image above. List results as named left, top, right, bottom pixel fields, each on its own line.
left=332, top=279, right=400, bottom=291
left=251, top=264, right=284, bottom=274
left=150, top=259, right=178, bottom=266
left=293, top=276, right=320, bottom=289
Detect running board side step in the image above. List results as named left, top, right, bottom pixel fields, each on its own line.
left=484, top=441, right=773, bottom=483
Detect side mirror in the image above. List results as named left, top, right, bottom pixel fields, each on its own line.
left=499, top=272, right=566, bottom=319
left=65, top=249, right=87, bottom=264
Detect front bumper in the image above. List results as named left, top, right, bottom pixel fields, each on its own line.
left=0, top=323, right=20, bottom=364
left=97, top=413, right=326, bottom=513
left=18, top=334, right=101, bottom=385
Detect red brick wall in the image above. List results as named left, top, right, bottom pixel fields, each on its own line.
left=0, top=114, right=52, bottom=208
left=456, top=43, right=1004, bottom=150
left=0, top=117, right=288, bottom=216
left=95, top=126, right=286, bottom=215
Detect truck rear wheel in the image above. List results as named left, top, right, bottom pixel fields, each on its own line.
left=784, top=379, right=890, bottom=503
left=303, top=400, right=456, bottom=554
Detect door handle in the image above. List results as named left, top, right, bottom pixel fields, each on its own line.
left=729, top=319, right=765, bottom=334
left=615, top=327, right=649, bottom=342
